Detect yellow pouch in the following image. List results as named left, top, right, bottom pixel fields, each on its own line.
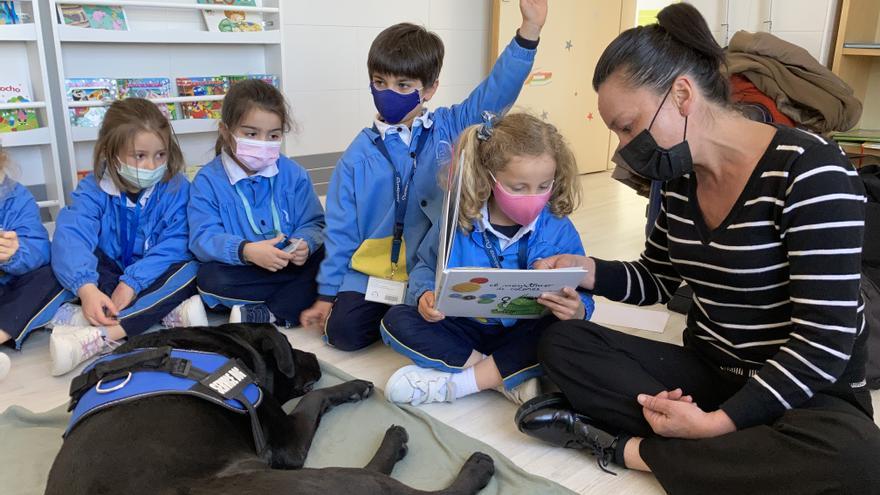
left=350, top=236, right=409, bottom=282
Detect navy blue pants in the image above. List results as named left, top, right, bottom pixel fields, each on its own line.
left=380, top=304, right=557, bottom=389
left=0, top=265, right=74, bottom=349
left=197, top=246, right=323, bottom=325
left=323, top=291, right=391, bottom=351
left=95, top=250, right=198, bottom=336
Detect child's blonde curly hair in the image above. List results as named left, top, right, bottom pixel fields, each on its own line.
left=454, top=112, right=581, bottom=231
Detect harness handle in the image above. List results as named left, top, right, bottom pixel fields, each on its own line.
left=95, top=372, right=132, bottom=394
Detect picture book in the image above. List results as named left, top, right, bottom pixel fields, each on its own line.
left=0, top=80, right=38, bottom=133
left=65, top=78, right=117, bottom=128
left=198, top=0, right=263, bottom=33
left=433, top=148, right=588, bottom=319
left=0, top=1, right=19, bottom=25
left=117, top=78, right=177, bottom=120
left=176, top=76, right=228, bottom=120
left=225, top=74, right=279, bottom=88
left=59, top=5, right=128, bottom=30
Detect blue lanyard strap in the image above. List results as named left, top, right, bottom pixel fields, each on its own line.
left=118, top=196, right=142, bottom=268
left=234, top=176, right=281, bottom=239
left=479, top=230, right=530, bottom=269
left=372, top=125, right=432, bottom=268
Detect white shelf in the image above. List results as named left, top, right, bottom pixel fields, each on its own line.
left=72, top=118, right=219, bottom=142
left=68, top=95, right=225, bottom=108
left=0, top=24, right=37, bottom=42
left=0, top=101, right=47, bottom=111
left=0, top=128, right=52, bottom=148
left=36, top=200, right=61, bottom=209
left=57, top=26, right=282, bottom=45
left=56, top=0, right=278, bottom=13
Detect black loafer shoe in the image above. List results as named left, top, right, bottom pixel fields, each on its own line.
left=515, top=393, right=619, bottom=474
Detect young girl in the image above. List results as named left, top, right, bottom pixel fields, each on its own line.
left=188, top=79, right=324, bottom=325
left=49, top=98, right=206, bottom=376
left=0, top=146, right=73, bottom=380
left=381, top=113, right=594, bottom=406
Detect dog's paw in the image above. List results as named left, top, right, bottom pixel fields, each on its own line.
left=464, top=452, right=495, bottom=479
left=346, top=379, right=374, bottom=401
left=385, top=425, right=409, bottom=460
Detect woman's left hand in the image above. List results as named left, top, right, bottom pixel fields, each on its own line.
left=537, top=287, right=585, bottom=320
left=638, top=389, right=737, bottom=439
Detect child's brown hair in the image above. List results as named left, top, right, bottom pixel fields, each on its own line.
left=454, top=113, right=581, bottom=231
left=0, top=144, right=7, bottom=176
left=93, top=98, right=184, bottom=193
left=215, top=79, right=292, bottom=156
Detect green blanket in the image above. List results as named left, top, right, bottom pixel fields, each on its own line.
left=0, top=361, right=572, bottom=495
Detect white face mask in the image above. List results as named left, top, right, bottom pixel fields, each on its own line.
left=117, top=161, right=167, bottom=190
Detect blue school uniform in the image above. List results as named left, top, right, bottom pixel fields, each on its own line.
left=381, top=205, right=594, bottom=389
left=188, top=153, right=325, bottom=322
left=52, top=173, right=197, bottom=335
left=318, top=35, right=538, bottom=350
left=0, top=176, right=72, bottom=348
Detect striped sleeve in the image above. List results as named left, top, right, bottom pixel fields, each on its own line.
left=720, top=143, right=867, bottom=428
left=593, top=189, right=683, bottom=305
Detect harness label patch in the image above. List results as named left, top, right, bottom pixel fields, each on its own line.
left=200, top=360, right=254, bottom=400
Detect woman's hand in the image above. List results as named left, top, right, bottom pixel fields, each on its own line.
left=243, top=234, right=291, bottom=272
left=418, top=291, right=445, bottom=323
left=0, top=230, right=20, bottom=263
left=518, top=0, right=547, bottom=40
left=77, top=283, right=119, bottom=327
left=110, top=282, right=136, bottom=312
left=537, top=287, right=585, bottom=320
left=638, top=389, right=736, bottom=439
left=533, top=255, right=596, bottom=290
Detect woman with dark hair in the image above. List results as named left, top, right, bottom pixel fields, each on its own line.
left=517, top=3, right=880, bottom=494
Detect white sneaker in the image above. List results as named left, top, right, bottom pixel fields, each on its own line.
left=229, top=303, right=275, bottom=324
left=496, top=377, right=541, bottom=405
left=49, top=326, right=107, bottom=376
left=384, top=365, right=456, bottom=406
left=0, top=353, right=10, bottom=381
left=161, top=295, right=209, bottom=328
left=49, top=303, right=89, bottom=329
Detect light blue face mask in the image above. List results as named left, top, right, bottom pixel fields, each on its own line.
left=118, top=162, right=167, bottom=190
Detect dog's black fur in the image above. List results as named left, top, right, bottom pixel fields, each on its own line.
left=44, top=324, right=495, bottom=495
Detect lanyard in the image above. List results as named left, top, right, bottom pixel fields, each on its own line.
left=234, top=176, right=281, bottom=239
left=479, top=230, right=530, bottom=269
left=118, top=196, right=142, bottom=268
left=372, top=125, right=432, bottom=269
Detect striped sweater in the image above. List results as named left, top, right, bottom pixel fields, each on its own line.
left=593, top=126, right=868, bottom=429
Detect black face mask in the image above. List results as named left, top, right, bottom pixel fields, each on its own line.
left=612, top=86, right=693, bottom=182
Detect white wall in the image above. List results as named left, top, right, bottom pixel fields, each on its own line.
left=280, top=0, right=493, bottom=167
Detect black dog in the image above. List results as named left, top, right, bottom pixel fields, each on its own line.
left=44, top=324, right=495, bottom=495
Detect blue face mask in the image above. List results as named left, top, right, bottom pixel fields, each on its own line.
left=118, top=162, right=167, bottom=190
left=370, top=83, right=421, bottom=124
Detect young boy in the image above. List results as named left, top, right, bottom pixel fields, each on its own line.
left=300, top=0, right=548, bottom=351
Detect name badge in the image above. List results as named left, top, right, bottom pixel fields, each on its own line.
left=365, top=276, right=407, bottom=306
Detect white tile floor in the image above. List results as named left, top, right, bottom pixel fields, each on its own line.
left=1, top=171, right=877, bottom=494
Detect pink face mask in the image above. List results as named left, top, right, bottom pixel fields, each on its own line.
left=233, top=136, right=281, bottom=171
left=489, top=172, right=553, bottom=226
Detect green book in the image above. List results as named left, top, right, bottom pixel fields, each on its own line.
left=831, top=129, right=880, bottom=143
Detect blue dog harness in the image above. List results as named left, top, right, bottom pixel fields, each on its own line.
left=66, top=346, right=266, bottom=452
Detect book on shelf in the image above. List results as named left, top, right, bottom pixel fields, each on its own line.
left=831, top=129, right=880, bottom=143
left=117, top=78, right=178, bottom=120
left=176, top=76, right=228, bottom=120
left=0, top=80, right=39, bottom=133
left=198, top=0, right=263, bottom=33
left=58, top=4, right=128, bottom=31
left=0, top=1, right=19, bottom=25
left=225, top=74, right=279, bottom=87
left=65, top=78, right=117, bottom=128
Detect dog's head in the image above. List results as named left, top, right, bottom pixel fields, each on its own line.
left=116, top=324, right=321, bottom=403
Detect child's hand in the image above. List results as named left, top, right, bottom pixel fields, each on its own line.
left=0, top=231, right=19, bottom=263
left=537, top=287, right=585, bottom=320
left=289, top=239, right=310, bottom=266
left=77, top=283, right=119, bottom=327
left=300, top=300, right=332, bottom=329
left=519, top=0, right=548, bottom=41
left=418, top=291, right=445, bottom=322
left=110, top=282, right=136, bottom=312
left=243, top=234, right=290, bottom=272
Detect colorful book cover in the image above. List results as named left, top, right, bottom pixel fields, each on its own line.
left=0, top=81, right=38, bottom=133
left=198, top=0, right=263, bottom=33
left=65, top=78, right=117, bottom=128
left=117, top=78, right=177, bottom=120
left=59, top=5, right=128, bottom=30
left=176, top=76, right=228, bottom=120
left=225, top=74, right=278, bottom=88
left=0, top=1, right=19, bottom=25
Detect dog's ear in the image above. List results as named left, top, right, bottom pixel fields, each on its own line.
left=257, top=325, right=296, bottom=378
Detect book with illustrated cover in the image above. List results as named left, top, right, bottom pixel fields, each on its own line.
left=65, top=78, right=117, bottom=128
left=117, top=78, right=177, bottom=120
left=433, top=149, right=587, bottom=319
left=59, top=5, right=128, bottom=30
left=0, top=1, right=19, bottom=25
left=0, top=80, right=38, bottom=133
left=176, top=76, right=228, bottom=120
left=198, top=0, right=263, bottom=33
left=225, top=74, right=278, bottom=87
